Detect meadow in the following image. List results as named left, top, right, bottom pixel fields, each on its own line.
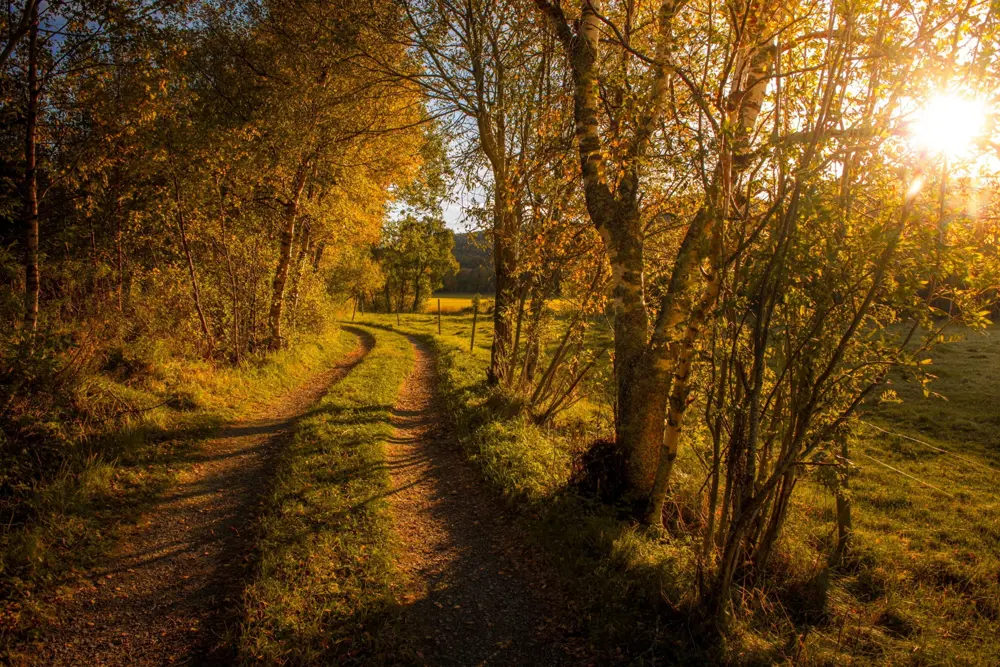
left=418, top=293, right=488, bottom=314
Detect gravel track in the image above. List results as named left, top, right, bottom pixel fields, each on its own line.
left=386, top=337, right=592, bottom=666
left=21, top=329, right=374, bottom=666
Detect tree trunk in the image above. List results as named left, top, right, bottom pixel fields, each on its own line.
left=645, top=3, right=774, bottom=519
left=489, top=206, right=518, bottom=385
left=834, top=435, right=853, bottom=560
left=216, top=178, right=240, bottom=364
left=703, top=351, right=729, bottom=556
left=116, top=217, right=125, bottom=313
left=172, top=174, right=213, bottom=354
left=646, top=208, right=724, bottom=523
left=22, top=2, right=39, bottom=334
left=536, top=0, right=685, bottom=496
left=412, top=266, right=423, bottom=312
left=470, top=302, right=479, bottom=351
left=644, top=309, right=706, bottom=523
left=594, top=190, right=666, bottom=489
left=754, top=467, right=797, bottom=573
left=249, top=280, right=258, bottom=349
left=288, top=221, right=312, bottom=330
left=396, top=276, right=406, bottom=322
left=267, top=163, right=309, bottom=350
left=704, top=420, right=724, bottom=556
left=0, top=0, right=38, bottom=71
left=312, top=241, right=325, bottom=271
left=510, top=284, right=528, bottom=380
left=712, top=502, right=758, bottom=627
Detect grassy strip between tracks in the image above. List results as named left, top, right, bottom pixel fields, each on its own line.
left=238, top=325, right=415, bottom=665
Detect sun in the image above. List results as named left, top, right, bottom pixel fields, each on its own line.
left=909, top=93, right=987, bottom=158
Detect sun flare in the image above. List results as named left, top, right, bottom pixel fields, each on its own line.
left=909, top=93, right=987, bottom=158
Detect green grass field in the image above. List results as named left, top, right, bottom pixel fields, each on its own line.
left=419, top=293, right=489, bottom=314
left=782, top=325, right=1000, bottom=665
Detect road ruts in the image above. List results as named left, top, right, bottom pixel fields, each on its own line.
left=385, top=336, right=592, bottom=666
left=21, top=327, right=375, bottom=667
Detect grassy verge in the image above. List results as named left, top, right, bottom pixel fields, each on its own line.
left=357, top=312, right=1000, bottom=665
left=238, top=325, right=414, bottom=665
left=374, top=313, right=572, bottom=502
left=0, top=325, right=358, bottom=655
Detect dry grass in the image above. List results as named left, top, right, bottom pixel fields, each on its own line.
left=419, top=294, right=482, bottom=314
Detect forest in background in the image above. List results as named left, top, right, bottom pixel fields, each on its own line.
left=1, top=0, right=999, bottom=663
left=440, top=232, right=495, bottom=294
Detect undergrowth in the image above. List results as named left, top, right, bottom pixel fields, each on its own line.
left=238, top=325, right=414, bottom=665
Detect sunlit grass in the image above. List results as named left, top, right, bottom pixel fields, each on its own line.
left=416, top=292, right=571, bottom=315
left=419, top=293, right=485, bottom=313
left=777, top=324, right=1000, bottom=665
left=239, top=325, right=414, bottom=664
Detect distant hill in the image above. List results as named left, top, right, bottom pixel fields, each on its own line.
left=441, top=232, right=495, bottom=293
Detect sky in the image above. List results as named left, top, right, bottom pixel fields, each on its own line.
left=441, top=179, right=485, bottom=233
left=443, top=200, right=466, bottom=231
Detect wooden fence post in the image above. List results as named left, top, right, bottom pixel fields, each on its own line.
left=470, top=302, right=478, bottom=351
left=437, top=298, right=442, bottom=334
